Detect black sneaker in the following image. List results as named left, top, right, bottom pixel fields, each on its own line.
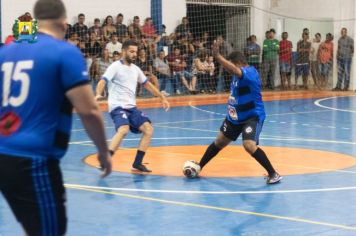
left=266, top=172, right=282, bottom=184
left=131, top=164, right=152, bottom=172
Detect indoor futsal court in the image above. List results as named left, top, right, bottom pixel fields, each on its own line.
left=1, top=91, right=356, bottom=235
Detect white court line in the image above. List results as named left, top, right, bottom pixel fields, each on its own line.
left=69, top=135, right=356, bottom=146
left=64, top=183, right=356, bottom=195
left=314, top=96, right=356, bottom=113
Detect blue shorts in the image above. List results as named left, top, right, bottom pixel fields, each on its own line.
left=319, top=63, right=331, bottom=76
left=295, top=64, right=310, bottom=77
left=280, top=62, right=291, bottom=73
left=110, top=107, right=151, bottom=134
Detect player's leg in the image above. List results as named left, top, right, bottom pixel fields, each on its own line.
left=129, top=108, right=153, bottom=172
left=109, top=108, right=130, bottom=155
left=199, top=119, right=237, bottom=170
left=241, top=118, right=282, bottom=184
left=0, top=155, right=66, bottom=236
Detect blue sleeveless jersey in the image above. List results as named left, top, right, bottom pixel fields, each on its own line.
left=226, top=66, right=265, bottom=124
left=0, top=33, right=89, bottom=159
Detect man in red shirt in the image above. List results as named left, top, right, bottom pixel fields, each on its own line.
left=166, top=47, right=195, bottom=94
left=279, top=32, right=293, bottom=90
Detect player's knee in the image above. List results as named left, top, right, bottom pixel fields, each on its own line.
left=243, top=140, right=257, bottom=154
left=117, top=126, right=129, bottom=136
left=142, top=124, right=154, bottom=136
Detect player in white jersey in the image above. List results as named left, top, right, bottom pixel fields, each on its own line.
left=96, top=40, right=170, bottom=172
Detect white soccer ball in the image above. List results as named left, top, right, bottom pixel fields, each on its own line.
left=183, top=160, right=201, bottom=178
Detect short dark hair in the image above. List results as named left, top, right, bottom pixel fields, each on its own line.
left=228, top=51, right=247, bottom=65
left=134, top=16, right=140, bottom=20
left=113, top=51, right=120, bottom=56
left=34, top=0, right=66, bottom=20
left=94, top=18, right=100, bottom=23
left=122, top=40, right=139, bottom=49
left=269, top=28, right=276, bottom=34
left=78, top=13, right=85, bottom=18
left=315, top=33, right=321, bottom=37
left=117, top=13, right=123, bottom=17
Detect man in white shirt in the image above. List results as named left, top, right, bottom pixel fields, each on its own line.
left=105, top=33, right=122, bottom=59
left=96, top=40, right=170, bottom=172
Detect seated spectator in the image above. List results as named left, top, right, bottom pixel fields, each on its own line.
left=65, top=23, right=72, bottom=40
left=128, top=16, right=143, bottom=41
left=136, top=48, right=160, bottom=93
left=142, top=17, right=161, bottom=43
left=72, top=13, right=88, bottom=41
left=88, top=18, right=104, bottom=43
left=192, top=50, right=209, bottom=93
left=204, top=55, right=216, bottom=93
left=67, top=32, right=79, bottom=46
left=201, top=31, right=212, bottom=49
left=115, top=13, right=128, bottom=41
left=154, top=50, right=172, bottom=96
left=103, top=15, right=117, bottom=42
left=86, top=31, right=102, bottom=58
left=167, top=47, right=195, bottom=94
left=105, top=33, right=122, bottom=59
left=112, top=51, right=121, bottom=62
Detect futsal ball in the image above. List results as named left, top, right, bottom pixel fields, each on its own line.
left=183, top=160, right=201, bottom=178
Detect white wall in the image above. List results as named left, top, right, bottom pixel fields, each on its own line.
left=1, top=0, right=186, bottom=42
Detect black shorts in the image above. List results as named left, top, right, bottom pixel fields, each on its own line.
left=0, top=154, right=66, bottom=236
left=220, top=117, right=264, bottom=144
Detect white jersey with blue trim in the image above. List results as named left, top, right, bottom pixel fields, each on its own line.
left=102, top=60, right=148, bottom=111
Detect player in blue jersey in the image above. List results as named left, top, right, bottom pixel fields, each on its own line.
left=195, top=40, right=282, bottom=184
left=0, top=0, right=112, bottom=235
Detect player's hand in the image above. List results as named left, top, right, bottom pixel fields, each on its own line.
left=212, top=40, right=221, bottom=57
left=97, top=151, right=112, bottom=178
left=95, top=94, right=103, bottom=101
left=162, top=98, right=170, bottom=112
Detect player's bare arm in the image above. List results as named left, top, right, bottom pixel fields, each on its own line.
left=212, top=41, right=242, bottom=77
left=95, top=79, right=107, bottom=100
left=144, top=81, right=170, bottom=111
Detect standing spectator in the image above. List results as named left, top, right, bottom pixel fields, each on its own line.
left=128, top=16, right=143, bottom=41
left=318, top=33, right=334, bottom=89
left=89, top=18, right=104, bottom=43
left=154, top=50, right=172, bottom=96
left=335, top=28, right=354, bottom=91
left=102, top=15, right=117, bottom=42
left=279, top=32, right=293, bottom=90
left=262, top=29, right=279, bottom=90
left=95, top=49, right=112, bottom=96
left=72, top=13, right=88, bottom=41
left=64, top=23, right=72, bottom=40
left=310, top=33, right=322, bottom=89
left=201, top=31, right=212, bottom=49
left=244, top=35, right=261, bottom=73
left=105, top=33, right=122, bottom=59
left=116, top=13, right=128, bottom=41
left=295, top=33, right=311, bottom=89
left=175, top=17, right=192, bottom=39
left=167, top=47, right=195, bottom=94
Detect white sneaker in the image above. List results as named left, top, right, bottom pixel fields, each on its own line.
left=266, top=172, right=282, bottom=184
left=175, top=89, right=181, bottom=95
left=161, top=90, right=170, bottom=96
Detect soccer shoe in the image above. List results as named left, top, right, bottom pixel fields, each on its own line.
left=131, top=164, right=152, bottom=173
left=266, top=172, right=282, bottom=184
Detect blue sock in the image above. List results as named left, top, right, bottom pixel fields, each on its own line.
left=133, top=150, right=145, bottom=167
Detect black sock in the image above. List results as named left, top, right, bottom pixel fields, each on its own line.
left=199, top=142, right=222, bottom=169
left=133, top=150, right=145, bottom=166
left=251, top=148, right=275, bottom=176
left=109, top=150, right=115, bottom=156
